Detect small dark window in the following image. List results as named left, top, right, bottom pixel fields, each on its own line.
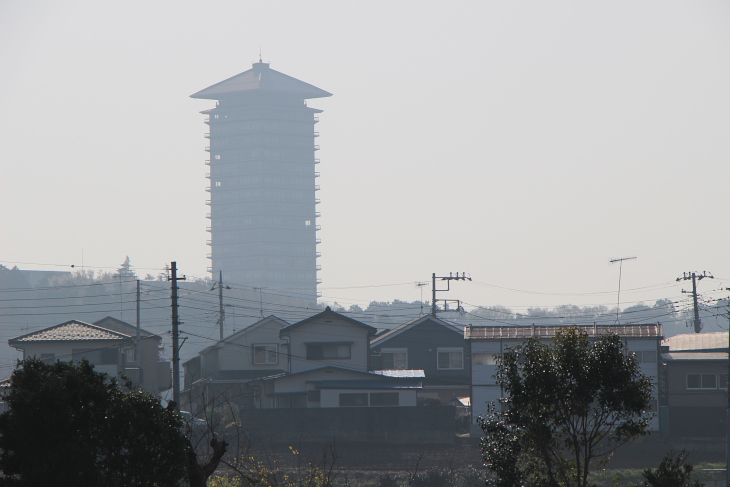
left=307, top=343, right=350, bottom=360
left=339, top=393, right=368, bottom=407
left=370, top=392, right=399, bottom=407
left=687, top=374, right=701, bottom=389
left=307, top=390, right=321, bottom=402
left=100, top=348, right=118, bottom=365
left=702, top=374, right=717, bottom=389
left=641, top=351, right=657, bottom=363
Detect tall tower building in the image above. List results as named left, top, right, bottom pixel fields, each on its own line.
left=191, top=61, right=331, bottom=304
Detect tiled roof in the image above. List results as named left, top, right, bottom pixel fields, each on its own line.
left=662, top=332, right=728, bottom=352
left=465, top=323, right=662, bottom=340
left=9, top=320, right=130, bottom=344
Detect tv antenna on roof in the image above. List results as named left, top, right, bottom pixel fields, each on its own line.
left=609, top=256, right=637, bottom=323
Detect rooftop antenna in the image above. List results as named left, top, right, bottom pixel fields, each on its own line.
left=609, top=256, right=637, bottom=323
left=415, top=282, right=428, bottom=315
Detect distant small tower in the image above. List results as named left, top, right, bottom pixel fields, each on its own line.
left=191, top=61, right=331, bottom=304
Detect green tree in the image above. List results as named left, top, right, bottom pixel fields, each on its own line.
left=478, top=327, right=652, bottom=487
left=641, top=450, right=704, bottom=487
left=0, top=358, right=188, bottom=486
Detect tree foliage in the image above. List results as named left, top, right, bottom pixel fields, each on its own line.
left=641, top=450, right=704, bottom=487
left=478, top=327, right=653, bottom=487
left=0, top=358, right=188, bottom=486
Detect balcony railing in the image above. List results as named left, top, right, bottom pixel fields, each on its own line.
left=206, top=227, right=211, bottom=232
left=314, top=199, right=321, bottom=204
left=314, top=185, right=320, bottom=191
left=315, top=252, right=322, bottom=258
left=314, top=145, right=320, bottom=151
left=315, top=239, right=321, bottom=245
left=315, top=212, right=321, bottom=218
left=314, top=158, right=320, bottom=164
left=206, top=240, right=212, bottom=246
left=206, top=213, right=211, bottom=219
left=205, top=200, right=211, bottom=205
left=204, top=133, right=210, bottom=138
left=205, top=160, right=211, bottom=166
left=205, top=172, right=210, bottom=179
left=313, top=116, right=319, bottom=123
left=314, top=172, right=320, bottom=177
left=205, top=146, right=210, bottom=151
left=315, top=265, right=322, bottom=271
left=314, top=132, right=320, bottom=137
left=315, top=225, right=321, bottom=231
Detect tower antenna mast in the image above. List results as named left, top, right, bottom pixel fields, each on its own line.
left=609, top=256, right=637, bottom=323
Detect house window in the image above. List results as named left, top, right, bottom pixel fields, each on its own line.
left=276, top=394, right=306, bottom=408
left=472, top=352, right=500, bottom=366
left=687, top=373, right=718, bottom=390
left=633, top=350, right=658, bottom=364
left=339, top=393, right=368, bottom=407
left=380, top=348, right=407, bottom=370
left=214, top=154, right=221, bottom=159
left=437, top=348, right=464, bottom=370
left=253, top=344, right=278, bottom=365
left=370, top=392, right=399, bottom=407
left=306, top=343, right=351, bottom=360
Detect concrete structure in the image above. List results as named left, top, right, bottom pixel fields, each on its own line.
left=8, top=317, right=172, bottom=396
left=466, top=324, right=663, bottom=434
left=370, top=315, right=470, bottom=406
left=660, top=332, right=728, bottom=437
left=191, top=61, right=331, bottom=304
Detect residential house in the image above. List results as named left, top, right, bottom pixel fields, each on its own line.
left=369, top=315, right=470, bottom=406
left=182, top=315, right=289, bottom=414
left=660, top=332, right=728, bottom=437
left=8, top=317, right=172, bottom=396
left=466, top=323, right=663, bottom=434
left=244, top=307, right=423, bottom=409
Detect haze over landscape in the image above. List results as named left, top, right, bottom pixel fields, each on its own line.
left=1, top=1, right=729, bottom=315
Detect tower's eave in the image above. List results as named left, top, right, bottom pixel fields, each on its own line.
left=191, top=62, right=332, bottom=101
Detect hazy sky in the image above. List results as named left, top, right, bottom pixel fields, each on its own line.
left=1, top=1, right=729, bottom=314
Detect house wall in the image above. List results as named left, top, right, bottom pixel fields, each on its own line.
left=370, top=319, right=470, bottom=388
left=469, top=336, right=661, bottom=432
left=286, top=317, right=370, bottom=374
left=272, top=367, right=369, bottom=394
left=665, top=360, right=726, bottom=408
left=216, top=322, right=287, bottom=372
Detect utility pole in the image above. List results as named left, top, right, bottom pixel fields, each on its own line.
left=136, top=280, right=141, bottom=365
left=676, top=271, right=713, bottom=333
left=431, top=272, right=471, bottom=317
left=609, top=256, right=636, bottom=323
left=723, top=288, right=729, bottom=484
left=210, top=271, right=230, bottom=340
left=169, top=262, right=186, bottom=410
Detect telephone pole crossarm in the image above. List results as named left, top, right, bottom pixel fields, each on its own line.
left=431, top=272, right=472, bottom=317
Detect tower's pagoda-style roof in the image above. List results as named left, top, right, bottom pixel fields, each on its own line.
left=191, top=61, right=332, bottom=101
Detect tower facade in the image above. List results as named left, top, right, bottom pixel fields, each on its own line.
left=192, top=61, right=331, bottom=303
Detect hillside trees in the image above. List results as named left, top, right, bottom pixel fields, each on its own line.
left=478, top=328, right=652, bottom=487
left=0, top=358, right=188, bottom=486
